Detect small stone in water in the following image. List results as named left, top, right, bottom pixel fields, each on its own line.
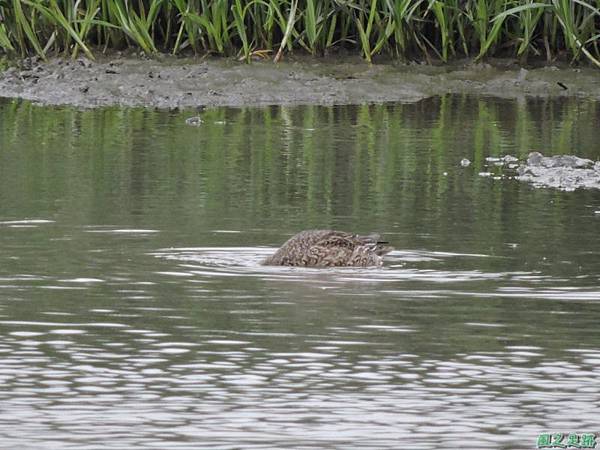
left=479, top=172, right=492, bottom=177
left=460, top=158, right=471, bottom=167
left=186, top=116, right=203, bottom=126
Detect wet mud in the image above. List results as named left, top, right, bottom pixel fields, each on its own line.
left=1, top=54, right=599, bottom=109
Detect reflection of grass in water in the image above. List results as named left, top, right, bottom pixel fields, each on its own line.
left=0, top=95, right=599, bottom=270
left=1, top=1, right=600, bottom=66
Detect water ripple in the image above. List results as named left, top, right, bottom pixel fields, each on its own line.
left=0, top=219, right=55, bottom=226
left=149, top=247, right=598, bottom=302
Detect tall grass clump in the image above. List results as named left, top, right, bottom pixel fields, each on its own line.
left=1, top=0, right=600, bottom=66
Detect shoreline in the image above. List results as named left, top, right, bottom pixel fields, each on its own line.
left=0, top=54, right=598, bottom=109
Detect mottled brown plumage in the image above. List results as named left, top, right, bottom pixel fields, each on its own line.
left=262, top=230, right=393, bottom=267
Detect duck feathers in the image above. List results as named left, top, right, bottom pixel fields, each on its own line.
left=262, top=230, right=393, bottom=267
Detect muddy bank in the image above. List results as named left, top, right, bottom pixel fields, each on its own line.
left=1, top=54, right=599, bottom=109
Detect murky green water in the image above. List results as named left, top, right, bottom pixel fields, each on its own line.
left=1, top=96, right=599, bottom=449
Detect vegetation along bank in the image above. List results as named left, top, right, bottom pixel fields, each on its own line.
left=1, top=0, right=600, bottom=66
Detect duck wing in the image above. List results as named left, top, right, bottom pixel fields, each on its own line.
left=317, top=233, right=392, bottom=253
left=304, top=244, right=355, bottom=267
left=309, top=233, right=391, bottom=266
left=314, top=233, right=361, bottom=249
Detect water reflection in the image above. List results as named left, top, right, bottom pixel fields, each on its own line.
left=0, top=96, right=599, bottom=449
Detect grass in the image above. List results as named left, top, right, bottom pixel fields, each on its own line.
left=1, top=0, right=600, bottom=66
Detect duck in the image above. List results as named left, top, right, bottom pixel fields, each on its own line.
left=262, top=230, right=393, bottom=267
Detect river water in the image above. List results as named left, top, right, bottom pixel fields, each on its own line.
left=0, top=96, right=599, bottom=449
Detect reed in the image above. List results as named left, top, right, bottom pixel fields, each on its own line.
left=1, top=0, right=600, bottom=66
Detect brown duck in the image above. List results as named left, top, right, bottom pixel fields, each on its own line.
left=262, top=230, right=393, bottom=267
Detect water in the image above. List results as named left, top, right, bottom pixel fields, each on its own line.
left=0, top=96, right=599, bottom=449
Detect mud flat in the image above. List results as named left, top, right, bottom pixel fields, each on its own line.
left=1, top=54, right=600, bottom=109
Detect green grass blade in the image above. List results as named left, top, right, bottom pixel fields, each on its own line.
left=274, top=0, right=298, bottom=62
left=12, top=0, right=46, bottom=59
left=0, top=23, right=15, bottom=52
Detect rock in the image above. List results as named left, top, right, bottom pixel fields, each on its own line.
left=185, top=116, right=203, bottom=126
left=526, top=151, right=544, bottom=166
left=526, top=151, right=593, bottom=169
left=554, top=155, right=593, bottom=168
left=517, top=152, right=600, bottom=191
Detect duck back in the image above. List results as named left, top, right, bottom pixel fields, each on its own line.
left=262, top=230, right=393, bottom=267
